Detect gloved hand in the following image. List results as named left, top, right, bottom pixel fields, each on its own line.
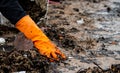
left=16, top=15, right=66, bottom=61
left=35, top=41, right=66, bottom=61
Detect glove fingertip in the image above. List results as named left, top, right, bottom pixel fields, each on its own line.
left=50, top=59, right=54, bottom=62
left=51, top=52, right=59, bottom=61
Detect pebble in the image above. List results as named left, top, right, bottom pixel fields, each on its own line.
left=77, top=19, right=84, bottom=25
left=13, top=71, right=26, bottom=73
left=0, top=38, right=5, bottom=45
left=68, top=56, right=73, bottom=59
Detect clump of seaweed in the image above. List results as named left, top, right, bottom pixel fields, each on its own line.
left=0, top=49, right=50, bottom=73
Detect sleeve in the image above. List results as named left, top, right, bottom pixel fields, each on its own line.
left=0, top=0, right=26, bottom=25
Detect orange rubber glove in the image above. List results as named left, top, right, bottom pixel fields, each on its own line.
left=15, top=15, right=66, bottom=61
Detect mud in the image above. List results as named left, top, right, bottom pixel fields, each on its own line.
left=46, top=0, right=120, bottom=73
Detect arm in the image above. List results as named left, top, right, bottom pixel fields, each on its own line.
left=0, top=0, right=66, bottom=61
left=0, top=0, right=26, bottom=24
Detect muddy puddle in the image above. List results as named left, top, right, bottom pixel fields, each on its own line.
left=0, top=0, right=120, bottom=73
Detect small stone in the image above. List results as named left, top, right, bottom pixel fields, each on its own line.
left=77, top=19, right=84, bottom=25
left=0, top=38, right=5, bottom=45
left=68, top=56, right=73, bottom=59
left=13, top=71, right=26, bottom=73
